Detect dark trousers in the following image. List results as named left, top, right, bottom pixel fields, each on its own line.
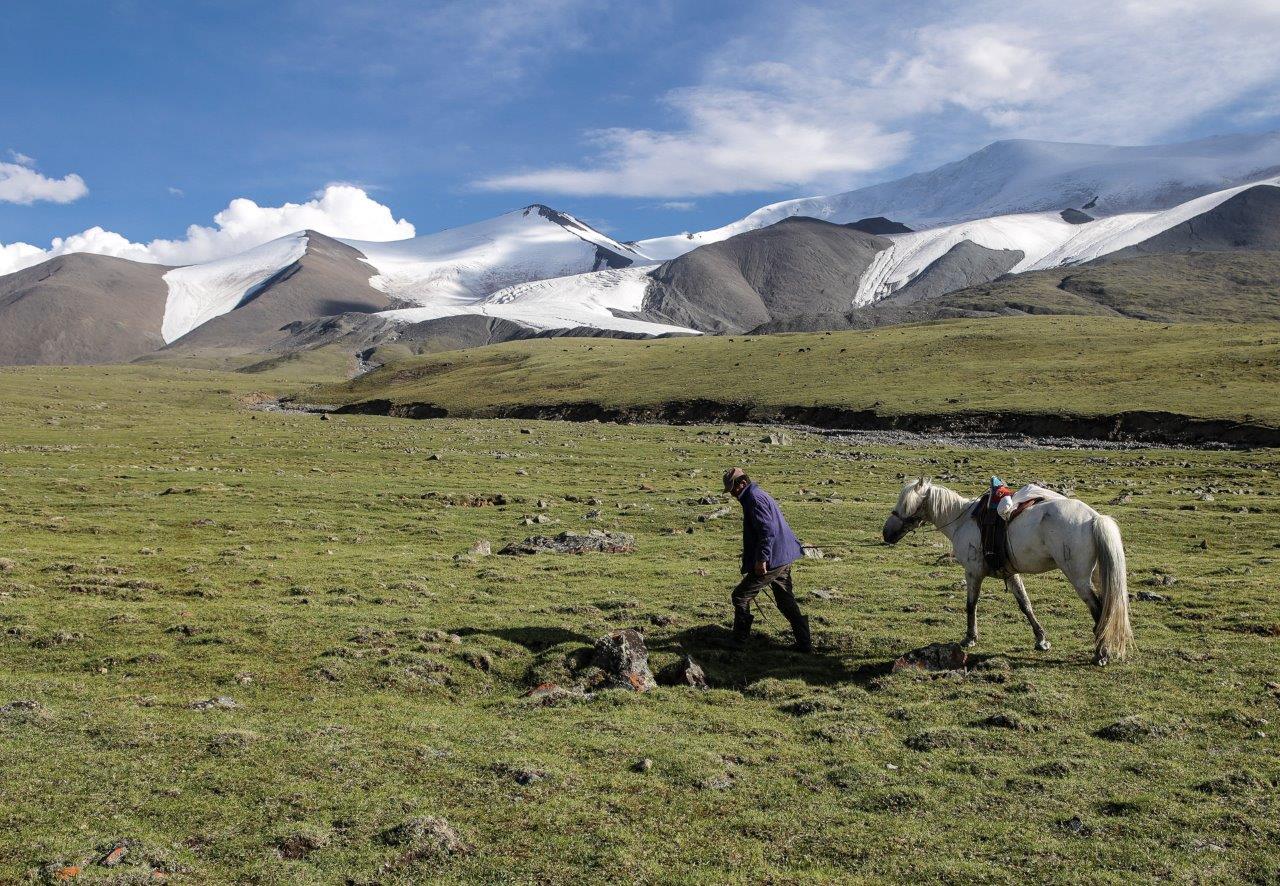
left=732, top=564, right=805, bottom=632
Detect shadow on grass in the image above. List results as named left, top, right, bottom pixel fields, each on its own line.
left=651, top=623, right=889, bottom=690
left=455, top=626, right=593, bottom=652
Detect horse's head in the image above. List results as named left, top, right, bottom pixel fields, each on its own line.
left=883, top=477, right=931, bottom=544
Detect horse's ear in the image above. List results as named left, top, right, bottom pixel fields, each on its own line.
left=915, top=477, right=929, bottom=490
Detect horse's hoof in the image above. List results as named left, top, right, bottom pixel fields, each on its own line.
left=962, top=637, right=978, bottom=648
left=1035, top=639, right=1051, bottom=652
left=1093, top=654, right=1109, bottom=666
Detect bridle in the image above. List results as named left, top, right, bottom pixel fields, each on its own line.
left=891, top=493, right=975, bottom=536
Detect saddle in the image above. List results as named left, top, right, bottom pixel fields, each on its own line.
left=974, top=489, right=1044, bottom=576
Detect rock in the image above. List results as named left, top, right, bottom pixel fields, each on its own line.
left=98, top=842, right=129, bottom=867
left=632, top=757, right=654, bottom=773
left=319, top=413, right=330, bottom=421
left=499, top=530, right=636, bottom=556
left=1061, top=815, right=1091, bottom=837
left=810, top=587, right=839, bottom=600
left=469, top=540, right=492, bottom=556
left=0, top=557, right=14, bottom=572
left=427, top=453, right=442, bottom=461
left=1109, top=493, right=1133, bottom=505
left=891, top=642, right=968, bottom=674
left=761, top=432, right=792, bottom=445
left=188, top=695, right=237, bottom=711
left=1135, top=590, right=1167, bottom=602
left=657, top=654, right=709, bottom=689
left=802, top=546, right=825, bottom=560
left=592, top=629, right=656, bottom=691
left=698, top=507, right=731, bottom=522
left=378, top=816, right=468, bottom=856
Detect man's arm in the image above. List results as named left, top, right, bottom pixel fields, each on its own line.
left=748, top=494, right=776, bottom=576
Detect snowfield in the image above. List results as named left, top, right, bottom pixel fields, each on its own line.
left=340, top=205, right=648, bottom=307
left=161, top=232, right=307, bottom=343
left=376, top=265, right=694, bottom=336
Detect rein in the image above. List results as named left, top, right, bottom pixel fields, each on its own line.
left=894, top=496, right=975, bottom=536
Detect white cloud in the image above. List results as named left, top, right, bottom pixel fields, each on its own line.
left=476, top=0, right=1280, bottom=198
left=657, top=201, right=696, bottom=211
left=0, top=184, right=414, bottom=275
left=0, top=158, right=88, bottom=205
left=167, top=186, right=185, bottom=197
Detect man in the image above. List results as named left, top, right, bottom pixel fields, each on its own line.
left=723, top=467, right=812, bottom=653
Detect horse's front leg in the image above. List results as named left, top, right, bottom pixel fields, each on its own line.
left=963, top=571, right=983, bottom=647
left=1007, top=574, right=1050, bottom=651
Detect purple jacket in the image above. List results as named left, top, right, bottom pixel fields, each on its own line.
left=737, top=482, right=804, bottom=573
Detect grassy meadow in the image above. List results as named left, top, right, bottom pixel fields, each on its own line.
left=315, top=316, right=1280, bottom=427
left=0, top=359, right=1277, bottom=883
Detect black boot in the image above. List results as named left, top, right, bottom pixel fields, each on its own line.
left=791, top=615, right=813, bottom=653
left=731, top=607, right=754, bottom=648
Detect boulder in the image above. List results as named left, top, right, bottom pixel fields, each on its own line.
left=891, top=642, right=967, bottom=674
left=657, top=654, right=709, bottom=689
left=592, top=629, right=656, bottom=691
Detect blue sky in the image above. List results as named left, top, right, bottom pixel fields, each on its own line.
left=3, top=0, right=1280, bottom=268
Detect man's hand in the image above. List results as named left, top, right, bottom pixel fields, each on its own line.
left=754, top=560, right=768, bottom=577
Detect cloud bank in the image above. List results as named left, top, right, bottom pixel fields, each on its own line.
left=477, top=0, right=1280, bottom=197
left=0, top=184, right=414, bottom=275
left=0, top=154, right=88, bottom=205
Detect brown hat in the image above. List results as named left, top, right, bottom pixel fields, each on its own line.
left=723, top=467, right=747, bottom=492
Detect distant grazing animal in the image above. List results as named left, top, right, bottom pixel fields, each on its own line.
left=882, top=478, right=1133, bottom=665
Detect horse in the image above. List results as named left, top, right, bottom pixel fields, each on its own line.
left=882, top=478, right=1133, bottom=665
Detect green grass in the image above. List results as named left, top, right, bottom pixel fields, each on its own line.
left=0, top=363, right=1277, bottom=882
left=313, top=316, right=1280, bottom=426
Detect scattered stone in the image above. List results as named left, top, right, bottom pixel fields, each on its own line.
left=802, top=546, right=825, bottom=560
left=319, top=412, right=330, bottom=422
left=500, top=530, right=635, bottom=556
left=0, top=557, right=14, bottom=572
left=592, top=629, right=656, bottom=691
left=810, top=587, right=839, bottom=601
left=891, top=642, right=967, bottom=675
left=657, top=654, right=709, bottom=689
left=1135, top=591, right=1167, bottom=602
left=427, top=453, right=442, bottom=461
left=1109, top=493, right=1133, bottom=505
left=1060, top=815, right=1091, bottom=837
left=698, top=507, right=731, bottom=522
left=469, top=540, right=492, bottom=557
left=761, top=433, right=792, bottom=446
left=188, top=695, right=237, bottom=711
left=632, top=757, right=653, bottom=773
left=522, top=513, right=553, bottom=526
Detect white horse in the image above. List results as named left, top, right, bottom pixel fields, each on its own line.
left=882, top=478, right=1133, bottom=665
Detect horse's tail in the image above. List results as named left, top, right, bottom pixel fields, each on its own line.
left=1092, top=515, right=1132, bottom=661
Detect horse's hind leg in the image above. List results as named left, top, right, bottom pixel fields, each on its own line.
left=963, top=571, right=983, bottom=648
left=1007, top=574, right=1050, bottom=651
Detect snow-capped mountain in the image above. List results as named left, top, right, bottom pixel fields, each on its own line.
left=340, top=204, right=649, bottom=306
left=2, top=133, right=1278, bottom=366
left=162, top=232, right=308, bottom=342
left=638, top=132, right=1280, bottom=260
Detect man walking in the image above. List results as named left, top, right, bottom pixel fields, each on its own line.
left=723, top=467, right=812, bottom=652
